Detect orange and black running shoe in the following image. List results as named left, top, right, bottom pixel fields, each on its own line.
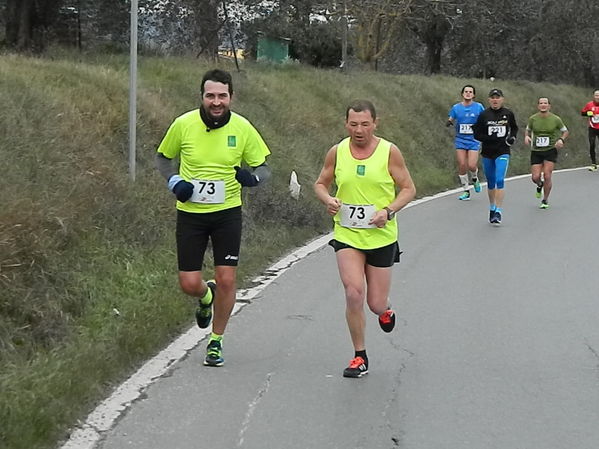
left=343, top=356, right=368, bottom=378
left=378, top=308, right=396, bottom=333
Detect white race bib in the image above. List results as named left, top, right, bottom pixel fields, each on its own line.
left=339, top=203, right=376, bottom=229
left=459, top=123, right=473, bottom=134
left=592, top=115, right=599, bottom=124
left=488, top=125, right=507, bottom=137
left=535, top=136, right=550, bottom=147
left=190, top=179, right=225, bottom=204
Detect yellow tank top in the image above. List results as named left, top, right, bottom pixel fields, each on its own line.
left=333, top=137, right=398, bottom=249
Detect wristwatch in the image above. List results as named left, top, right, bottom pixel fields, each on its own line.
left=384, top=207, right=396, bottom=220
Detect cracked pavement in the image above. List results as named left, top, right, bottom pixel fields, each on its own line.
left=96, top=170, right=599, bottom=449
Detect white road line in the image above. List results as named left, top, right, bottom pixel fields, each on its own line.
left=59, top=166, right=587, bottom=449
left=60, top=234, right=331, bottom=449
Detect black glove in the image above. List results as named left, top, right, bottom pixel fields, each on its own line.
left=506, top=136, right=516, bottom=146
left=172, top=179, right=194, bottom=202
left=445, top=120, right=453, bottom=128
left=234, top=166, right=259, bottom=187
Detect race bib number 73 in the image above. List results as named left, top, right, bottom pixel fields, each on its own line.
left=339, top=203, right=376, bottom=229
left=190, top=179, right=225, bottom=204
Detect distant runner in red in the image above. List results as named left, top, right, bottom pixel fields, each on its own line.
left=580, top=89, right=599, bottom=171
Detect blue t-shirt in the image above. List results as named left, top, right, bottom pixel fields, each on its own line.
left=449, top=101, right=485, bottom=150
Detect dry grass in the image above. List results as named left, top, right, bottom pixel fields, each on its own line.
left=0, top=52, right=592, bottom=449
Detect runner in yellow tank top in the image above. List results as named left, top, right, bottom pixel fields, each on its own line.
left=314, top=100, right=416, bottom=378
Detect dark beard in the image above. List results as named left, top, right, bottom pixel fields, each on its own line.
left=200, top=106, right=232, bottom=130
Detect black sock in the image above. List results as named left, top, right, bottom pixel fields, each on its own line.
left=355, top=350, right=368, bottom=366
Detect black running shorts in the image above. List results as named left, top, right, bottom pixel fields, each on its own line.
left=328, top=239, right=401, bottom=268
left=176, top=207, right=242, bottom=271
left=530, top=148, right=558, bottom=165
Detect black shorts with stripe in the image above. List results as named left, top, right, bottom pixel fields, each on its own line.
left=176, top=207, right=242, bottom=271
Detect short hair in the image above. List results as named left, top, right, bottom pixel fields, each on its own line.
left=346, top=100, right=377, bottom=121
left=461, top=84, right=476, bottom=95
left=201, top=69, right=233, bottom=96
left=538, top=97, right=550, bottom=103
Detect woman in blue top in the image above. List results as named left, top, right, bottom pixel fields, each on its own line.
left=447, top=85, right=485, bottom=200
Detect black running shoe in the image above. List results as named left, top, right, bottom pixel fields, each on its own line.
left=489, top=210, right=496, bottom=223
left=378, top=308, right=396, bottom=333
left=490, top=210, right=500, bottom=225
left=195, top=280, right=216, bottom=329
left=492, top=211, right=502, bottom=225
left=204, top=339, right=224, bottom=367
left=343, top=356, right=368, bottom=378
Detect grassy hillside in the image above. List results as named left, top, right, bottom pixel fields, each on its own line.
left=0, top=52, right=592, bottom=449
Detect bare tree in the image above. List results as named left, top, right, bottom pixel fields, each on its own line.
left=405, top=0, right=460, bottom=74
left=190, top=0, right=220, bottom=59
left=344, top=0, right=412, bottom=69
left=5, top=0, right=63, bottom=51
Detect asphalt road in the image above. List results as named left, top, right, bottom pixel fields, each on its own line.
left=96, top=169, right=599, bottom=449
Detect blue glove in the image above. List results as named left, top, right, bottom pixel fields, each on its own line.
left=234, top=166, right=259, bottom=187
left=506, top=136, right=516, bottom=146
left=168, top=175, right=194, bottom=202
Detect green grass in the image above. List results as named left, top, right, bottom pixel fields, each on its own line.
left=0, top=52, right=593, bottom=449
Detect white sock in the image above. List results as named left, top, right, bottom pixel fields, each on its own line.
left=459, top=174, right=469, bottom=190
left=469, top=170, right=478, bottom=182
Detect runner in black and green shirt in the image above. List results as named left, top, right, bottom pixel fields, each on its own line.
left=524, top=97, right=569, bottom=209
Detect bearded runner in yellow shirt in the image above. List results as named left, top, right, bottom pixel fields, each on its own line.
left=314, top=100, right=416, bottom=378
left=155, top=69, right=271, bottom=367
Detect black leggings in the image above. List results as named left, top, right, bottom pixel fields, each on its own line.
left=589, top=127, right=599, bottom=164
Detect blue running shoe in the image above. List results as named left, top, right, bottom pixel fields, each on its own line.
left=458, top=191, right=471, bottom=201
left=473, top=180, right=481, bottom=193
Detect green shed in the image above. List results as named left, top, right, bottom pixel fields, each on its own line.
left=256, top=34, right=291, bottom=63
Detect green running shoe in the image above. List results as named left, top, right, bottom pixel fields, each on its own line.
left=539, top=200, right=549, bottom=209
left=535, top=182, right=543, bottom=198
left=195, top=280, right=216, bottom=329
left=204, top=339, right=224, bottom=367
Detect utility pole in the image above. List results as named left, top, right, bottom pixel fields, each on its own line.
left=128, top=0, right=138, bottom=182
left=341, top=0, right=348, bottom=72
